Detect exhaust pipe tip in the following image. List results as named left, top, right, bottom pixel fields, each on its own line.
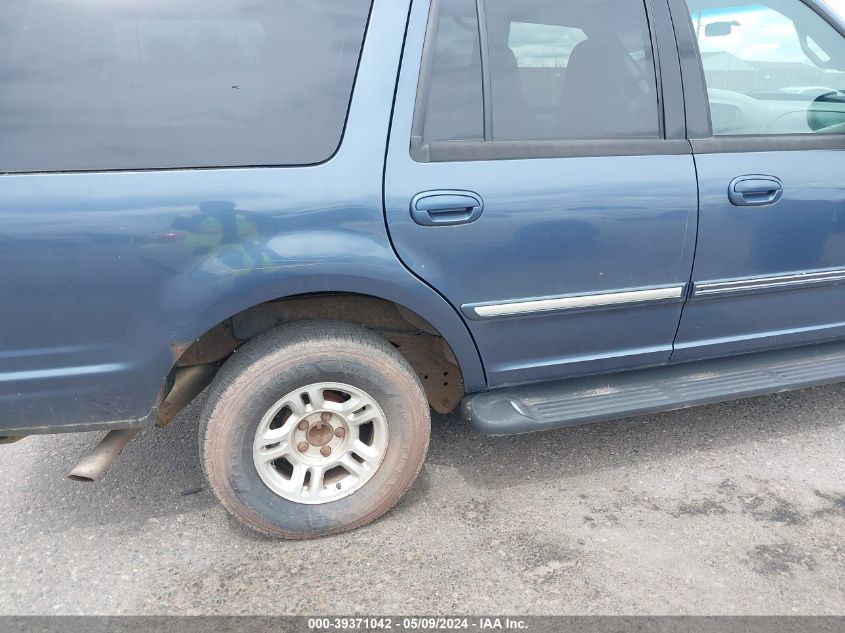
left=67, top=473, right=98, bottom=483
left=67, top=428, right=141, bottom=483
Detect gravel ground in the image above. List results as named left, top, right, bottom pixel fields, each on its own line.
left=0, top=385, right=843, bottom=615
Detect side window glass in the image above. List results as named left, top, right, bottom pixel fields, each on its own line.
left=485, top=0, right=660, bottom=141
left=418, top=0, right=483, bottom=143
left=415, top=0, right=660, bottom=152
left=686, top=0, right=845, bottom=135
left=0, top=0, right=373, bottom=172
left=508, top=23, right=587, bottom=117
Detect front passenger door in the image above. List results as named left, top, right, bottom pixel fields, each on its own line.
left=671, top=0, right=845, bottom=362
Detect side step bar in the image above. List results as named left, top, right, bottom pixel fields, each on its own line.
left=463, top=341, right=845, bottom=435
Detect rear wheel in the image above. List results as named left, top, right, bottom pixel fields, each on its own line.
left=199, top=320, right=431, bottom=539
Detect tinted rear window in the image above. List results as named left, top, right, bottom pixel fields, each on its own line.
left=417, top=0, right=660, bottom=150
left=0, top=0, right=372, bottom=172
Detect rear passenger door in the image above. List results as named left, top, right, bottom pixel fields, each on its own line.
left=385, top=0, right=699, bottom=388
left=669, top=0, right=845, bottom=362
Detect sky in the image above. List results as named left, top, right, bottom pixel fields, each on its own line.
left=508, top=2, right=845, bottom=69
left=828, top=0, right=845, bottom=17
left=695, top=2, right=845, bottom=66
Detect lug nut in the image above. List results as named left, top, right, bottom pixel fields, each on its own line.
left=320, top=446, right=332, bottom=457
left=297, top=442, right=309, bottom=453
left=298, top=421, right=308, bottom=431
left=320, top=412, right=332, bottom=423
left=334, top=427, right=346, bottom=439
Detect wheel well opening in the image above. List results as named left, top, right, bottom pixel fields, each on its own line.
left=162, top=293, right=464, bottom=423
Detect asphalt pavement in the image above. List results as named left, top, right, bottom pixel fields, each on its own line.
left=1, top=384, right=843, bottom=615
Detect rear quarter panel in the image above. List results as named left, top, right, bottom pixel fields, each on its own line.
left=0, top=0, right=485, bottom=435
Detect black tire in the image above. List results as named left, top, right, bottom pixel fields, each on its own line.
left=199, top=320, right=431, bottom=539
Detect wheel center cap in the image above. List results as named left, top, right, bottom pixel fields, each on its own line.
left=306, top=422, right=334, bottom=447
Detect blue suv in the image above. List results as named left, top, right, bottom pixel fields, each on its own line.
left=1, top=0, right=844, bottom=538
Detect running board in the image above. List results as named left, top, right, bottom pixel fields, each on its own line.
left=463, top=341, right=845, bottom=435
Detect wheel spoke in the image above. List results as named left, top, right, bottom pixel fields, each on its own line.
left=261, top=420, right=296, bottom=443
left=284, top=396, right=307, bottom=418
left=325, top=394, right=362, bottom=415
left=260, top=399, right=303, bottom=442
left=347, top=405, right=375, bottom=426
left=340, top=454, right=368, bottom=478
left=256, top=441, right=290, bottom=463
left=307, top=466, right=326, bottom=499
left=352, top=439, right=379, bottom=462
left=343, top=395, right=364, bottom=413
left=302, top=386, right=325, bottom=411
left=289, top=463, right=307, bottom=493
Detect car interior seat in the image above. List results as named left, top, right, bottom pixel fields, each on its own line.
left=558, top=36, right=654, bottom=138
left=489, top=43, right=537, bottom=139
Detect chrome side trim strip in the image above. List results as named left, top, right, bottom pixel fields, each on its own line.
left=470, top=286, right=686, bottom=319
left=695, top=268, right=845, bottom=298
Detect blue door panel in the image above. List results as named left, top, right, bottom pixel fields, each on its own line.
left=674, top=149, right=845, bottom=361
left=385, top=155, right=699, bottom=387
left=673, top=287, right=845, bottom=361
left=383, top=0, right=698, bottom=388
left=470, top=305, right=689, bottom=386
